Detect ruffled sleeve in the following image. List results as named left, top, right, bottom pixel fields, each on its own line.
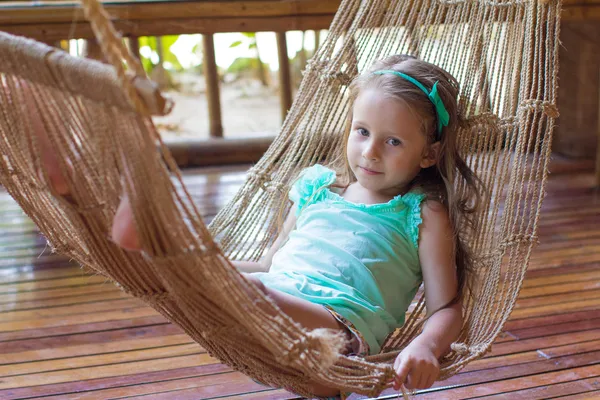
left=289, top=164, right=337, bottom=216
left=403, top=192, right=427, bottom=248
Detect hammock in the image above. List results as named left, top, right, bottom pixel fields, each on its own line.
left=0, top=0, right=560, bottom=397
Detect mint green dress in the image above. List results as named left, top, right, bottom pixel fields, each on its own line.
left=254, top=164, right=425, bottom=354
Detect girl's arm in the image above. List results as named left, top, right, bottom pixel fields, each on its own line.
left=231, top=209, right=297, bottom=273
left=412, top=200, right=463, bottom=357
left=392, top=201, right=462, bottom=390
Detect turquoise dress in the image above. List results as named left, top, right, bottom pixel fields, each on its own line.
left=254, top=164, right=425, bottom=354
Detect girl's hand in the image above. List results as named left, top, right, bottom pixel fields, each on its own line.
left=392, top=342, right=440, bottom=391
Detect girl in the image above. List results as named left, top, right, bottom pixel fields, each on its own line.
left=38, top=54, right=482, bottom=399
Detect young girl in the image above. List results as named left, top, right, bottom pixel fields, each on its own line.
left=37, top=54, right=481, bottom=399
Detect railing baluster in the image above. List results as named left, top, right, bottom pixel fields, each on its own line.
left=276, top=31, right=292, bottom=124
left=128, top=36, right=140, bottom=60
left=203, top=33, right=224, bottom=138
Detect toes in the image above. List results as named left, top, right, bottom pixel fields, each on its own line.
left=111, top=195, right=141, bottom=251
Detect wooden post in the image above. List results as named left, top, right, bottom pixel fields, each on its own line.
left=276, top=31, right=292, bottom=123
left=128, top=37, right=140, bottom=60
left=596, top=68, right=600, bottom=187
left=202, top=33, right=223, bottom=138
left=85, top=39, right=104, bottom=61
left=555, top=22, right=599, bottom=160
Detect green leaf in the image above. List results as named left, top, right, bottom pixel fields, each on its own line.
left=229, top=40, right=243, bottom=48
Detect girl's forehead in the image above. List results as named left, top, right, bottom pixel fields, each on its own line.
left=352, top=89, right=422, bottom=133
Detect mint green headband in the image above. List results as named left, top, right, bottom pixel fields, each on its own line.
left=373, top=70, right=450, bottom=140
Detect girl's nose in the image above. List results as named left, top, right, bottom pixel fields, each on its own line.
left=362, top=141, right=379, bottom=161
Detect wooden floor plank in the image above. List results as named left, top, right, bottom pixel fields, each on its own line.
left=0, top=364, right=232, bottom=400
left=1, top=333, right=192, bottom=364
left=0, top=315, right=170, bottom=342
left=0, top=353, right=218, bottom=390
left=0, top=322, right=181, bottom=354
left=41, top=372, right=267, bottom=399
left=0, top=289, right=130, bottom=312
left=412, top=365, right=600, bottom=399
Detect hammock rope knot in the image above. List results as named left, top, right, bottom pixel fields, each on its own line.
left=247, top=167, right=286, bottom=193
left=321, top=71, right=352, bottom=86
left=451, top=342, right=491, bottom=357
left=121, top=287, right=170, bottom=303
left=520, top=99, right=559, bottom=119
left=500, top=234, right=539, bottom=250
left=304, top=59, right=351, bottom=85
left=277, top=328, right=346, bottom=368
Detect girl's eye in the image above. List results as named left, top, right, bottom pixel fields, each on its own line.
left=387, top=138, right=401, bottom=146
left=357, top=128, right=368, bottom=136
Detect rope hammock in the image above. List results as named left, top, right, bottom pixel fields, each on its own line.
left=0, top=0, right=561, bottom=397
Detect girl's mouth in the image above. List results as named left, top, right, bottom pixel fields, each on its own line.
left=359, top=166, right=382, bottom=175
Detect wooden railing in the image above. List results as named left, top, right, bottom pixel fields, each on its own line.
left=0, top=0, right=340, bottom=166
left=1, top=0, right=599, bottom=168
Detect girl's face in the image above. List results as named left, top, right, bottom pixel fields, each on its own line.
left=347, top=88, right=437, bottom=199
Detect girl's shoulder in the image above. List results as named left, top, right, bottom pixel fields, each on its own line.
left=288, top=164, right=340, bottom=209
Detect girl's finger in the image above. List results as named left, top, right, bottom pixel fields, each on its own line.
left=394, top=359, right=413, bottom=389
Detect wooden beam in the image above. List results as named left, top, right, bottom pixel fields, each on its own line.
left=0, top=0, right=340, bottom=25
left=276, top=31, right=292, bottom=124
left=0, top=15, right=335, bottom=42
left=202, top=33, right=223, bottom=139
left=165, top=136, right=273, bottom=167
left=2, top=0, right=596, bottom=42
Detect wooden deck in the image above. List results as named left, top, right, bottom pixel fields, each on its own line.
left=1, top=159, right=599, bottom=399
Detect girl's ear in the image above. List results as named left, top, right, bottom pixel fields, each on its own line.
left=420, top=141, right=441, bottom=169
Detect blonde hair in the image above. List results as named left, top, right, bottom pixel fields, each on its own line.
left=278, top=54, right=483, bottom=314
left=332, top=54, right=483, bottom=312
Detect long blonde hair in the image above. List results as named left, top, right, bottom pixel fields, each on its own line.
left=278, top=54, right=483, bottom=312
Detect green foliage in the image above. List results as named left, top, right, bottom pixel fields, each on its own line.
left=227, top=57, right=266, bottom=74
left=138, top=35, right=184, bottom=72
left=229, top=32, right=257, bottom=50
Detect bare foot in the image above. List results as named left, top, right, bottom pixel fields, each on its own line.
left=21, top=82, right=71, bottom=196
left=111, top=194, right=142, bottom=251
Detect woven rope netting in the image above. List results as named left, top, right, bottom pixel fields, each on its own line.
left=0, top=0, right=561, bottom=397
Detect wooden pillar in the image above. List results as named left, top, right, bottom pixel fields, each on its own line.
left=597, top=74, right=600, bottom=186
left=276, top=31, right=292, bottom=123
left=555, top=22, right=599, bottom=162
left=202, top=33, right=223, bottom=138
left=128, top=37, right=140, bottom=60
left=85, top=39, right=104, bottom=61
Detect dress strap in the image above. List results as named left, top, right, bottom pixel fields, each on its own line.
left=403, top=192, right=426, bottom=248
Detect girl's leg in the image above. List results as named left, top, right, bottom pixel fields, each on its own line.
left=17, top=79, right=138, bottom=250
left=111, top=194, right=141, bottom=250
left=244, top=273, right=347, bottom=398
left=22, top=82, right=71, bottom=196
